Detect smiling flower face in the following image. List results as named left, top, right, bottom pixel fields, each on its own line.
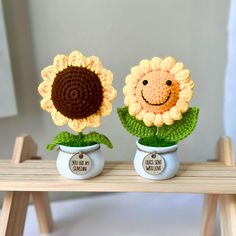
left=123, top=57, right=194, bottom=127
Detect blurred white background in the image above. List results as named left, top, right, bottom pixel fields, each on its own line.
left=0, top=1, right=230, bottom=233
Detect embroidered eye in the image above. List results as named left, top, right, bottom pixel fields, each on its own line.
left=143, top=80, right=148, bottom=85
left=166, top=80, right=172, bottom=86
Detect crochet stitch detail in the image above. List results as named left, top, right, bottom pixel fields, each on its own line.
left=47, top=131, right=112, bottom=150
left=117, top=106, right=199, bottom=144
left=51, top=66, right=103, bottom=119
left=123, top=56, right=194, bottom=127
left=117, top=107, right=157, bottom=138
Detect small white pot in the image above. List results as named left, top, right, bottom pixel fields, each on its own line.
left=56, top=144, right=104, bottom=179
left=134, top=141, right=179, bottom=180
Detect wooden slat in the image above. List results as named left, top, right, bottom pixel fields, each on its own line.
left=0, top=160, right=235, bottom=193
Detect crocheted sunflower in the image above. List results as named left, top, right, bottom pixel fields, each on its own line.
left=38, top=51, right=117, bottom=150
left=38, top=51, right=117, bottom=132
left=118, top=56, right=199, bottom=147
left=123, top=56, right=193, bottom=127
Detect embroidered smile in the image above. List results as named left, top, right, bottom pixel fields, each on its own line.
left=141, top=90, right=171, bottom=106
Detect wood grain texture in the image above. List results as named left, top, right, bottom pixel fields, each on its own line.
left=218, top=137, right=236, bottom=236
left=0, top=192, right=29, bottom=236
left=0, top=161, right=235, bottom=193
left=0, top=135, right=37, bottom=236
left=32, top=192, right=53, bottom=234
left=201, top=194, right=218, bottom=236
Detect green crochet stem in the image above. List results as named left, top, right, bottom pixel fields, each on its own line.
left=117, top=106, right=199, bottom=147
left=47, top=131, right=113, bottom=150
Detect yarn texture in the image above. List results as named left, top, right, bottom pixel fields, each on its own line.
left=119, top=56, right=199, bottom=147
left=117, top=106, right=199, bottom=147
left=38, top=50, right=116, bottom=150
left=38, top=50, right=117, bottom=132
left=47, top=131, right=113, bottom=150
left=123, top=56, right=194, bottom=127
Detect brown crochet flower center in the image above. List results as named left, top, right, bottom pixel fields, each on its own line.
left=51, top=66, right=103, bottom=119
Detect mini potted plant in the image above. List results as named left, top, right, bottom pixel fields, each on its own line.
left=118, top=56, right=199, bottom=180
left=38, top=50, right=117, bottom=179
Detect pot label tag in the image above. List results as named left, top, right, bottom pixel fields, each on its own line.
left=69, top=152, right=92, bottom=175
left=142, top=152, right=165, bottom=175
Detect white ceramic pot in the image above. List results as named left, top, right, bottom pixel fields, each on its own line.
left=56, top=144, right=104, bottom=179
left=134, top=141, right=179, bottom=180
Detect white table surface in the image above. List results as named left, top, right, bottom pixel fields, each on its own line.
left=21, top=193, right=220, bottom=236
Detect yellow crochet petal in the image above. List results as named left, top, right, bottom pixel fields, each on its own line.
left=103, top=86, right=117, bottom=101
left=68, top=119, right=87, bottom=132
left=161, top=56, right=176, bottom=72
left=154, top=114, right=164, bottom=127
left=179, top=89, right=193, bottom=102
left=68, top=50, right=86, bottom=67
left=40, top=98, right=54, bottom=112
left=125, top=74, right=138, bottom=85
left=41, top=66, right=56, bottom=84
left=38, top=81, right=51, bottom=99
left=175, top=69, right=190, bottom=82
left=150, top=57, right=162, bottom=71
left=139, top=59, right=151, bottom=74
left=143, top=112, right=155, bottom=126
left=51, top=110, right=68, bottom=126
left=99, top=98, right=112, bottom=116
left=123, top=85, right=130, bottom=96
left=163, top=111, right=174, bottom=125
left=86, top=56, right=103, bottom=74
left=87, top=114, right=101, bottom=128
left=169, top=106, right=183, bottom=120
left=170, top=62, right=185, bottom=75
left=176, top=100, right=189, bottom=113
left=128, top=103, right=142, bottom=116
left=180, top=80, right=194, bottom=90
left=131, top=66, right=144, bottom=79
left=52, top=55, right=68, bottom=73
left=99, top=69, right=113, bottom=86
left=135, top=109, right=147, bottom=120
left=124, top=95, right=136, bottom=106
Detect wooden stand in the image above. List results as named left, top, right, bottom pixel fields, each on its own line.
left=201, top=137, right=236, bottom=236
left=0, top=135, right=236, bottom=235
left=0, top=136, right=53, bottom=236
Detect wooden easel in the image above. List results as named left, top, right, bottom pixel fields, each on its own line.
left=0, top=135, right=53, bottom=236
left=201, top=137, right=236, bottom=236
left=0, top=135, right=236, bottom=235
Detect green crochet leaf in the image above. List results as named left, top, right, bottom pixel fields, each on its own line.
left=83, top=132, right=113, bottom=149
left=47, top=131, right=113, bottom=150
left=117, top=107, right=157, bottom=138
left=139, top=136, right=177, bottom=147
left=47, top=132, right=94, bottom=150
left=157, top=107, right=199, bottom=143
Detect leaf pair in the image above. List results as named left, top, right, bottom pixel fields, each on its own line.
left=117, top=107, right=199, bottom=144
left=47, top=131, right=113, bottom=150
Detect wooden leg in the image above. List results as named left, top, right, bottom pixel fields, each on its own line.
left=201, top=194, right=218, bottom=236
left=0, top=135, right=53, bottom=235
left=0, top=192, right=30, bottom=236
left=32, top=192, right=53, bottom=234
left=219, top=195, right=236, bottom=236
left=217, top=137, right=236, bottom=236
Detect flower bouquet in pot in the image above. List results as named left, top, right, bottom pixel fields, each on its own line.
left=38, top=50, right=117, bottom=179
left=118, top=56, right=199, bottom=180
